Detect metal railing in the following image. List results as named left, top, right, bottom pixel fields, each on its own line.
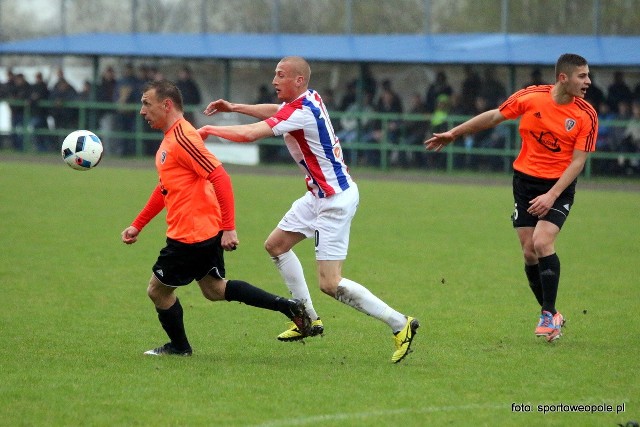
left=2, top=99, right=639, bottom=178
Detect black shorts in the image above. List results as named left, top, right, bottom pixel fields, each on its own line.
left=152, top=232, right=226, bottom=287
left=511, top=170, right=576, bottom=229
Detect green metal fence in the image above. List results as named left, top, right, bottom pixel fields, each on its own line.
left=2, top=99, right=639, bottom=178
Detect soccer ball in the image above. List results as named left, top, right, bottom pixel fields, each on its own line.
left=61, top=130, right=104, bottom=171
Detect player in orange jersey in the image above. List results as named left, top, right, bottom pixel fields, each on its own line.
left=121, top=80, right=311, bottom=356
left=425, top=53, right=598, bottom=342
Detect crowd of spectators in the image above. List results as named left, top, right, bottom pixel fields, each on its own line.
left=0, top=63, right=202, bottom=156
left=329, top=66, right=640, bottom=175
left=1, top=63, right=639, bottom=175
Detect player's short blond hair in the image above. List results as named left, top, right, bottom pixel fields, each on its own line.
left=280, top=56, right=311, bottom=85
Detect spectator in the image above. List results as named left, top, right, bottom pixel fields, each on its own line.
left=458, top=65, right=482, bottom=114
left=29, top=72, right=51, bottom=152
left=175, top=65, right=202, bottom=124
left=0, top=68, right=15, bottom=99
left=617, top=100, right=640, bottom=175
left=321, top=87, right=337, bottom=111
left=360, top=63, right=378, bottom=99
left=145, top=64, right=162, bottom=82
left=8, top=73, right=31, bottom=151
left=592, top=102, right=619, bottom=174
left=254, top=84, right=276, bottom=104
left=479, top=66, right=507, bottom=109
left=78, top=80, right=93, bottom=101
left=611, top=100, right=632, bottom=153
left=0, top=69, right=16, bottom=149
left=585, top=73, right=605, bottom=111
left=97, top=66, right=118, bottom=155
left=425, top=93, right=452, bottom=169
left=369, top=79, right=403, bottom=165
left=523, top=68, right=545, bottom=88
left=403, top=92, right=429, bottom=167
left=425, top=70, right=453, bottom=114
left=606, top=71, right=633, bottom=113
left=336, top=91, right=375, bottom=165
left=338, top=80, right=357, bottom=112
left=113, top=63, right=140, bottom=156
left=50, top=68, right=67, bottom=93
left=634, top=81, right=640, bottom=104
left=49, top=77, right=78, bottom=131
left=459, top=95, right=493, bottom=169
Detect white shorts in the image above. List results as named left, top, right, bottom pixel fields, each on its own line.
left=277, top=184, right=359, bottom=261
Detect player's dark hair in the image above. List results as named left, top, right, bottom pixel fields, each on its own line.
left=555, top=53, right=588, bottom=78
left=143, top=79, right=184, bottom=112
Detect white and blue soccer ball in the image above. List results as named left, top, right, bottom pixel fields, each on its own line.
left=61, top=130, right=104, bottom=171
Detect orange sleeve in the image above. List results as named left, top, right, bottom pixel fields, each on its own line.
left=207, top=166, right=235, bottom=230
left=131, top=184, right=165, bottom=231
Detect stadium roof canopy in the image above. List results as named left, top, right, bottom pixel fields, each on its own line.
left=0, top=32, right=639, bottom=67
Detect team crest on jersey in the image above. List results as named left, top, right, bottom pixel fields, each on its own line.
left=565, top=118, right=576, bottom=132
left=160, top=150, right=167, bottom=164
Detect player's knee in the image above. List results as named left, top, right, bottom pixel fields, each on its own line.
left=264, top=238, right=279, bottom=257
left=532, top=238, right=554, bottom=257
left=198, top=278, right=226, bottom=301
left=147, top=282, right=168, bottom=306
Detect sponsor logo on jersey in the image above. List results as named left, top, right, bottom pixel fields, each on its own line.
left=530, top=131, right=561, bottom=153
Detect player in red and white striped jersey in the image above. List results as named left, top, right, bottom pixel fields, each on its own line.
left=198, top=56, right=419, bottom=363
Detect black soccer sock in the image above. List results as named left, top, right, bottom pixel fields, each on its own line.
left=156, top=298, right=191, bottom=351
left=524, top=263, right=544, bottom=306
left=224, top=279, right=286, bottom=313
left=538, top=253, right=560, bottom=315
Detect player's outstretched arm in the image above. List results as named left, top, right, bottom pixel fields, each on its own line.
left=198, top=121, right=274, bottom=143
left=203, top=99, right=279, bottom=120
left=424, top=131, right=456, bottom=151
left=424, top=109, right=506, bottom=152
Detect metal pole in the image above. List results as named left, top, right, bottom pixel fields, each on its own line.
left=131, top=0, right=138, bottom=33
left=423, top=0, right=431, bottom=34
left=61, top=0, right=67, bottom=35
left=501, top=0, right=508, bottom=33
left=200, top=0, right=208, bottom=33
left=345, top=0, right=353, bottom=34
left=593, top=0, right=601, bottom=35
left=271, top=0, right=280, bottom=33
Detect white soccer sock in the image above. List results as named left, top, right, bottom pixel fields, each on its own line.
left=336, top=278, right=406, bottom=332
left=271, top=250, right=319, bottom=320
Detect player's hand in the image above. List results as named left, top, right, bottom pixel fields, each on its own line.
left=221, top=230, right=239, bottom=251
left=424, top=132, right=455, bottom=151
left=197, top=126, right=211, bottom=141
left=527, top=193, right=556, bottom=218
left=203, top=99, right=233, bottom=116
left=121, top=226, right=140, bottom=245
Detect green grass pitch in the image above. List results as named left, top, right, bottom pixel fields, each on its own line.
left=1, top=158, right=638, bottom=426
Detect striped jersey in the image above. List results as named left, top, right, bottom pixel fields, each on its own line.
left=156, top=118, right=223, bottom=243
left=499, top=85, right=598, bottom=179
left=265, top=89, right=353, bottom=198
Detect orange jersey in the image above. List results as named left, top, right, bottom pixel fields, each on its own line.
left=156, top=118, right=223, bottom=243
left=499, top=85, right=598, bottom=179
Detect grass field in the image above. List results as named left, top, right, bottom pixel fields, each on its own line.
left=1, top=158, right=638, bottom=426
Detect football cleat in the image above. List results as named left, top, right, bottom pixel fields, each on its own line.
left=391, top=316, right=420, bottom=363
left=144, top=342, right=192, bottom=356
left=277, top=318, right=324, bottom=342
left=546, top=312, right=565, bottom=342
left=284, top=299, right=313, bottom=338
left=534, top=310, right=555, bottom=337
